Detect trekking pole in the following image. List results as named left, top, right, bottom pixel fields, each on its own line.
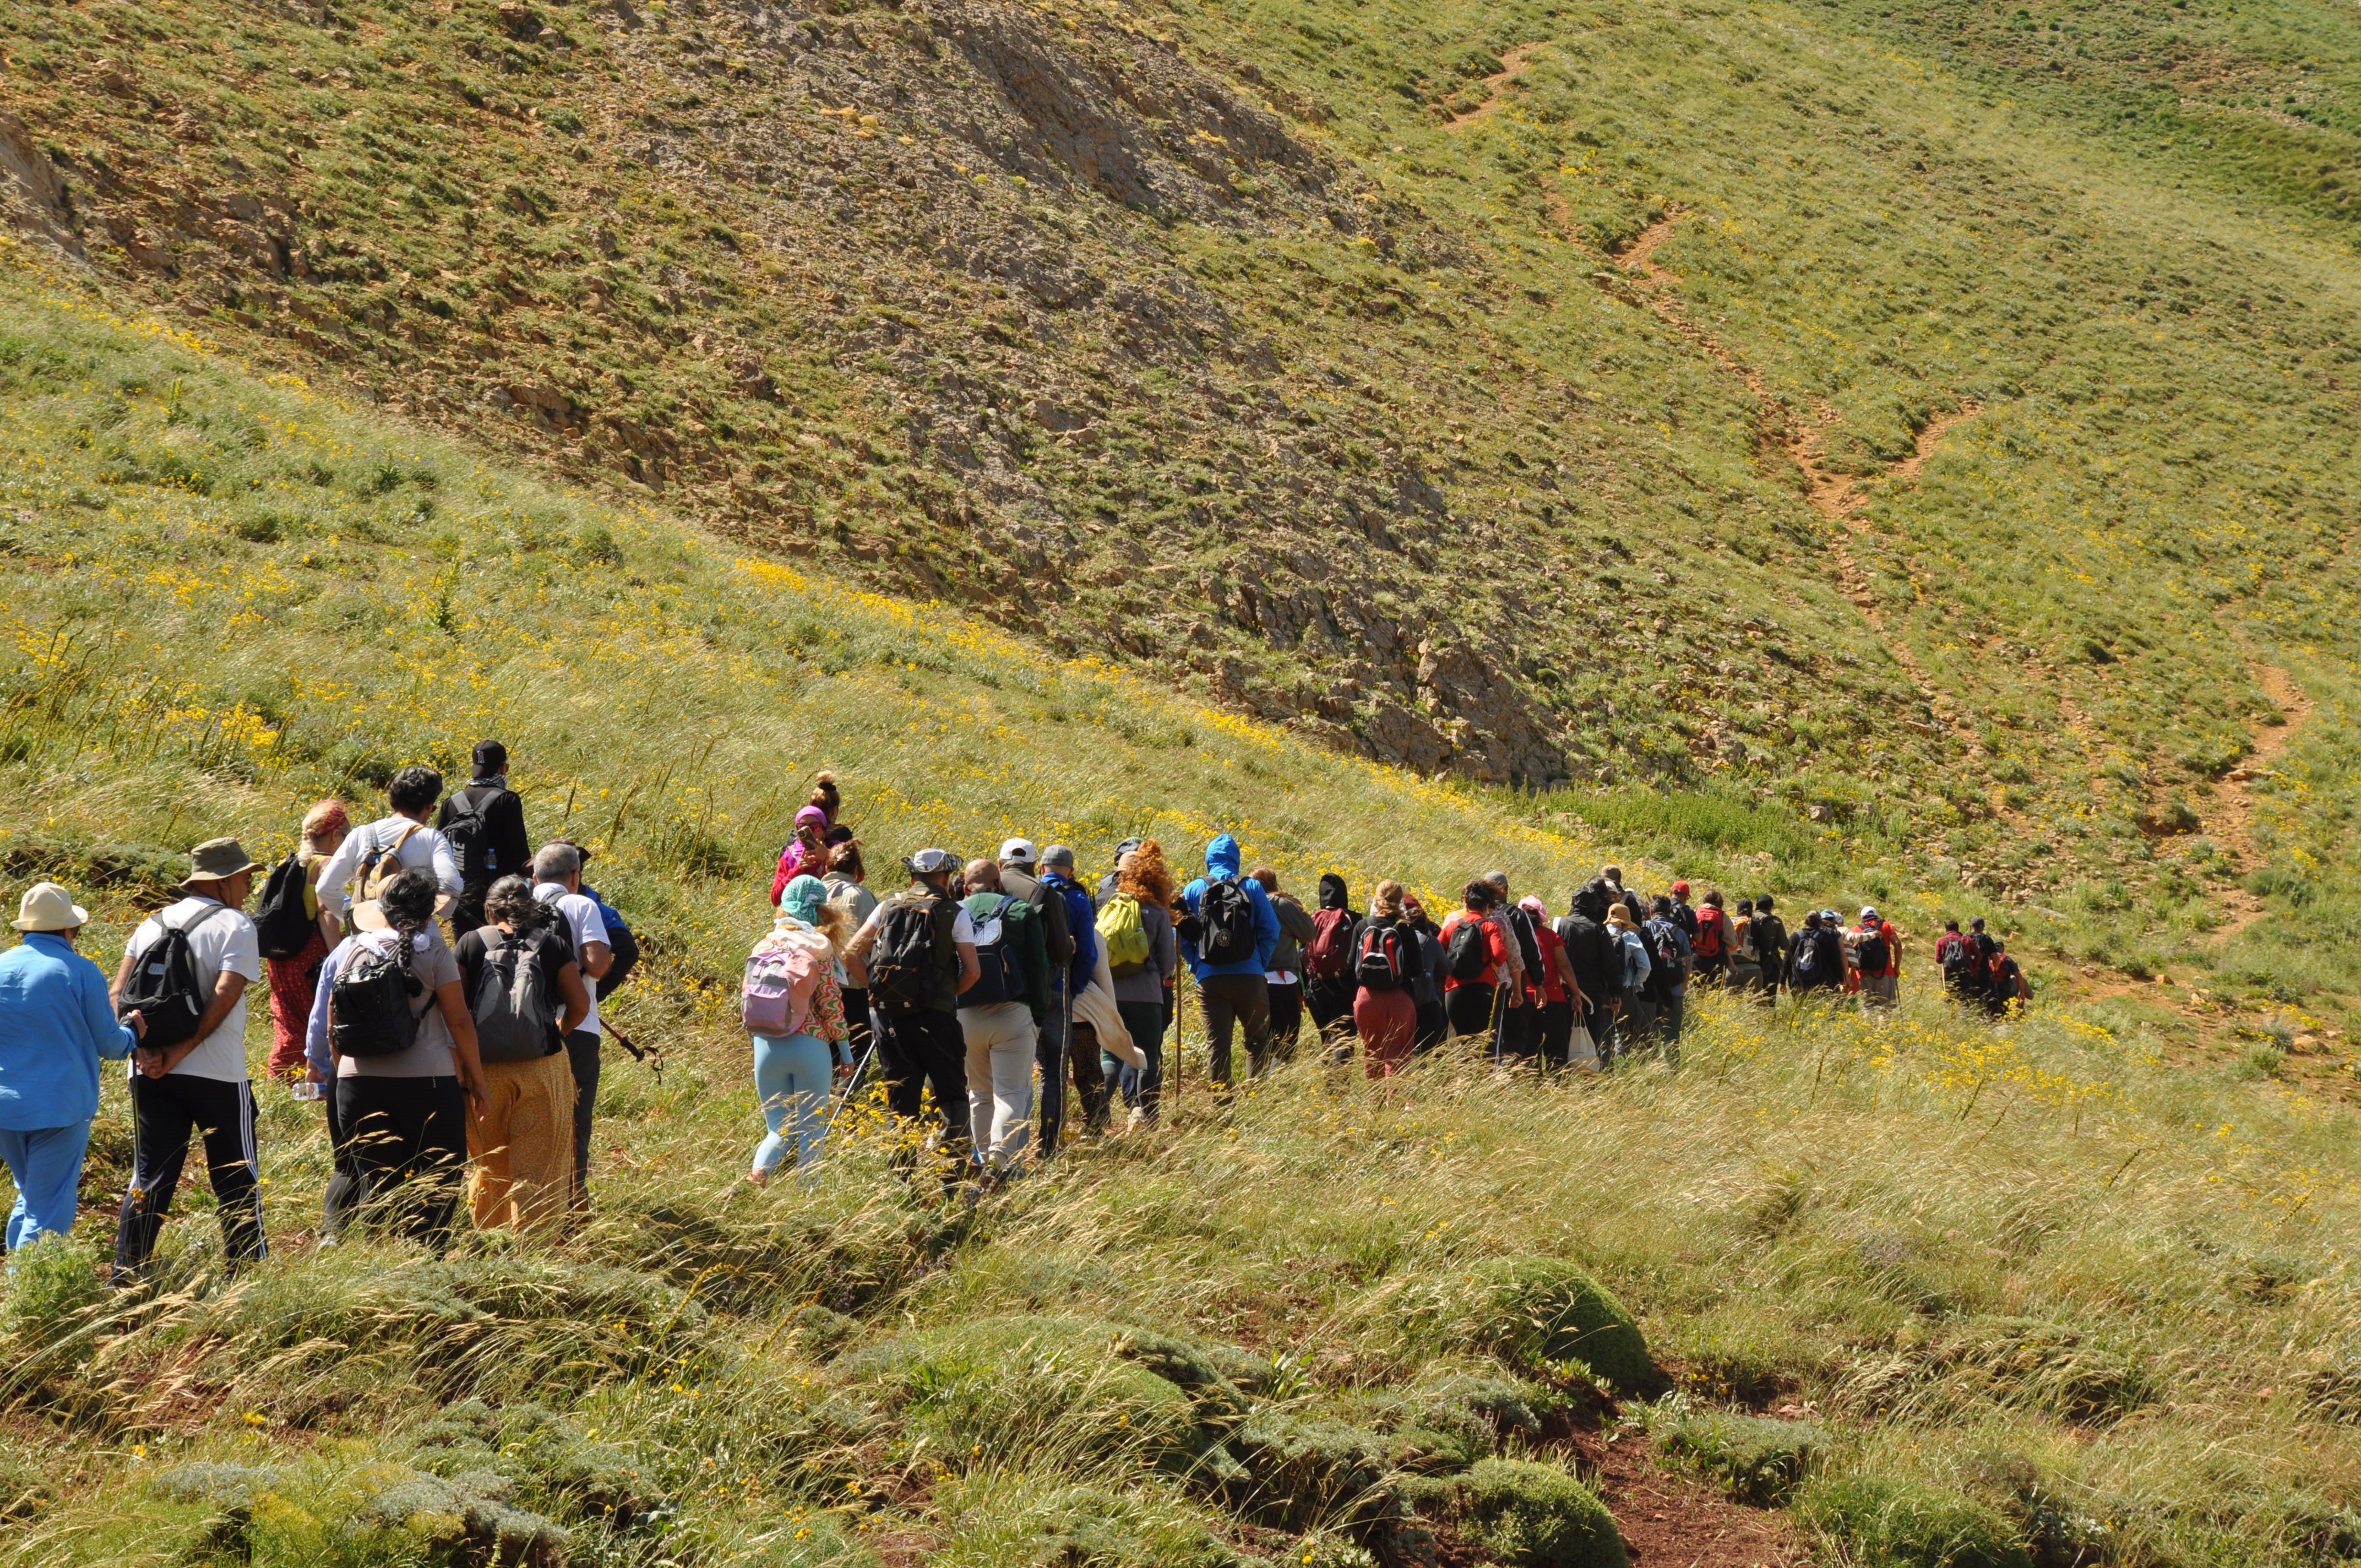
left=603, top=1020, right=661, bottom=1085
left=1173, top=972, right=1188, bottom=1115
left=823, top=1040, right=879, bottom=1144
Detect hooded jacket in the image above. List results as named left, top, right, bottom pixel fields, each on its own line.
left=1556, top=887, right=1620, bottom=1011
left=1303, top=872, right=1361, bottom=983
left=1180, top=834, right=1281, bottom=981
left=1266, top=892, right=1316, bottom=976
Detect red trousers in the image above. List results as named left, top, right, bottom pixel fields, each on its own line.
left=1354, top=987, right=1417, bottom=1078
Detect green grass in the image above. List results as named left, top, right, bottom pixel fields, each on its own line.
left=4, top=6, right=2361, bottom=1562
left=7, top=0, right=2361, bottom=1017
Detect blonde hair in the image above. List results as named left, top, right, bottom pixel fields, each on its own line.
left=813, top=900, right=852, bottom=954
left=300, top=799, right=349, bottom=848
left=1118, top=839, right=1174, bottom=907
left=1371, top=879, right=1405, bottom=919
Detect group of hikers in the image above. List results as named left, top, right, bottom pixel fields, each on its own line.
left=0, top=753, right=2034, bottom=1266
left=0, top=743, right=639, bottom=1269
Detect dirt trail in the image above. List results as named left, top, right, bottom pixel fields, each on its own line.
left=1574, top=1429, right=1808, bottom=1567
left=2202, top=661, right=2312, bottom=939
left=1604, top=209, right=1983, bottom=750
left=1448, top=44, right=1544, bottom=128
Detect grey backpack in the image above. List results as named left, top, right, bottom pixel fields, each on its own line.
left=471, top=931, right=556, bottom=1063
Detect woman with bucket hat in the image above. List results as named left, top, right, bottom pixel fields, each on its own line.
left=110, top=837, right=269, bottom=1281
left=0, top=881, right=142, bottom=1252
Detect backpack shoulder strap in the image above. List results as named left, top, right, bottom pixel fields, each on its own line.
left=171, top=902, right=232, bottom=939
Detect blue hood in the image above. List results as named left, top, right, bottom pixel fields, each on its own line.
left=1205, top=834, right=1242, bottom=880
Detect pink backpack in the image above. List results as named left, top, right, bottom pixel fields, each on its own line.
left=741, top=928, right=828, bottom=1037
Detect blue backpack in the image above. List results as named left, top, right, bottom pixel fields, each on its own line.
left=579, top=884, right=641, bottom=999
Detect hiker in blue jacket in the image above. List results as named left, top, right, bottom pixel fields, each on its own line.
left=1179, top=834, right=1281, bottom=1089
left=0, top=883, right=141, bottom=1253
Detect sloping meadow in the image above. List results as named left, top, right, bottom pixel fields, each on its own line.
left=5, top=246, right=2361, bottom=1567
left=3, top=972, right=2358, bottom=1567
left=0, top=253, right=1618, bottom=1013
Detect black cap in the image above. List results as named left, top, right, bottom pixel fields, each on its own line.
left=473, top=739, right=508, bottom=775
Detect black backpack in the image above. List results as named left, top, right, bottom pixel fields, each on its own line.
left=253, top=853, right=317, bottom=961
left=442, top=785, right=509, bottom=888
left=1197, top=877, right=1257, bottom=967
left=1445, top=917, right=1493, bottom=983
left=331, top=935, right=423, bottom=1058
left=1790, top=929, right=1822, bottom=982
left=1646, top=921, right=1688, bottom=1001
left=119, top=905, right=230, bottom=1049
left=1754, top=913, right=1788, bottom=968
left=1856, top=927, right=1890, bottom=974
left=962, top=895, right=1027, bottom=1009
left=1354, top=923, right=1406, bottom=990
left=1506, top=906, right=1544, bottom=982
left=867, top=892, right=956, bottom=1016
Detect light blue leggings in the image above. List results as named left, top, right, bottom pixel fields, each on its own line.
left=751, top=1033, right=836, bottom=1176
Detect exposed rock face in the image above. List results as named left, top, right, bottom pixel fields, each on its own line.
left=1413, top=641, right=1566, bottom=785
left=0, top=112, right=79, bottom=258
left=0, top=0, right=1915, bottom=796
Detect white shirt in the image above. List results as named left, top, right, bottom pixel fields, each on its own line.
left=127, top=896, right=262, bottom=1082
left=315, top=814, right=463, bottom=919
left=534, top=882, right=607, bottom=1038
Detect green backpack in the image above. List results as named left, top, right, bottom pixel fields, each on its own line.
left=1097, top=893, right=1152, bottom=977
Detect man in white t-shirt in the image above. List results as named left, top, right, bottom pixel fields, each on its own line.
left=532, top=841, right=612, bottom=1213
left=314, top=765, right=464, bottom=924
left=110, top=837, right=268, bottom=1278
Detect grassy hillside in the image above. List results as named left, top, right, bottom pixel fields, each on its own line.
left=3, top=224, right=2361, bottom=1568
left=4, top=0, right=2359, bottom=916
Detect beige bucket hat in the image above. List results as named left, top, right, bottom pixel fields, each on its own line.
left=181, top=837, right=261, bottom=890
left=13, top=881, right=89, bottom=932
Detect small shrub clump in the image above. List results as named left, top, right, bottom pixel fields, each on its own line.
left=1656, top=1409, right=1827, bottom=1505
left=1803, top=1474, right=2034, bottom=1568
left=1404, top=1458, right=1628, bottom=1568
left=1471, top=1256, right=1655, bottom=1393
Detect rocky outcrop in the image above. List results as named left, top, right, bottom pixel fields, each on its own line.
left=0, top=112, right=79, bottom=258
left=1412, top=641, right=1566, bottom=786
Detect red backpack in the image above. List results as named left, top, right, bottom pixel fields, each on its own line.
left=1305, top=908, right=1356, bottom=979
left=1693, top=908, right=1728, bottom=959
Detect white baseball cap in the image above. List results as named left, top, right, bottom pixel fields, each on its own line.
left=1860, top=906, right=1879, bottom=919
left=999, top=838, right=1037, bottom=865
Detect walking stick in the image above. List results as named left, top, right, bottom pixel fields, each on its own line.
left=1172, top=972, right=1187, bottom=1114
left=823, top=1039, right=878, bottom=1143
left=603, top=1020, right=661, bottom=1085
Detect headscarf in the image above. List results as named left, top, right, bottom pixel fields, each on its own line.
left=777, top=874, right=830, bottom=927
